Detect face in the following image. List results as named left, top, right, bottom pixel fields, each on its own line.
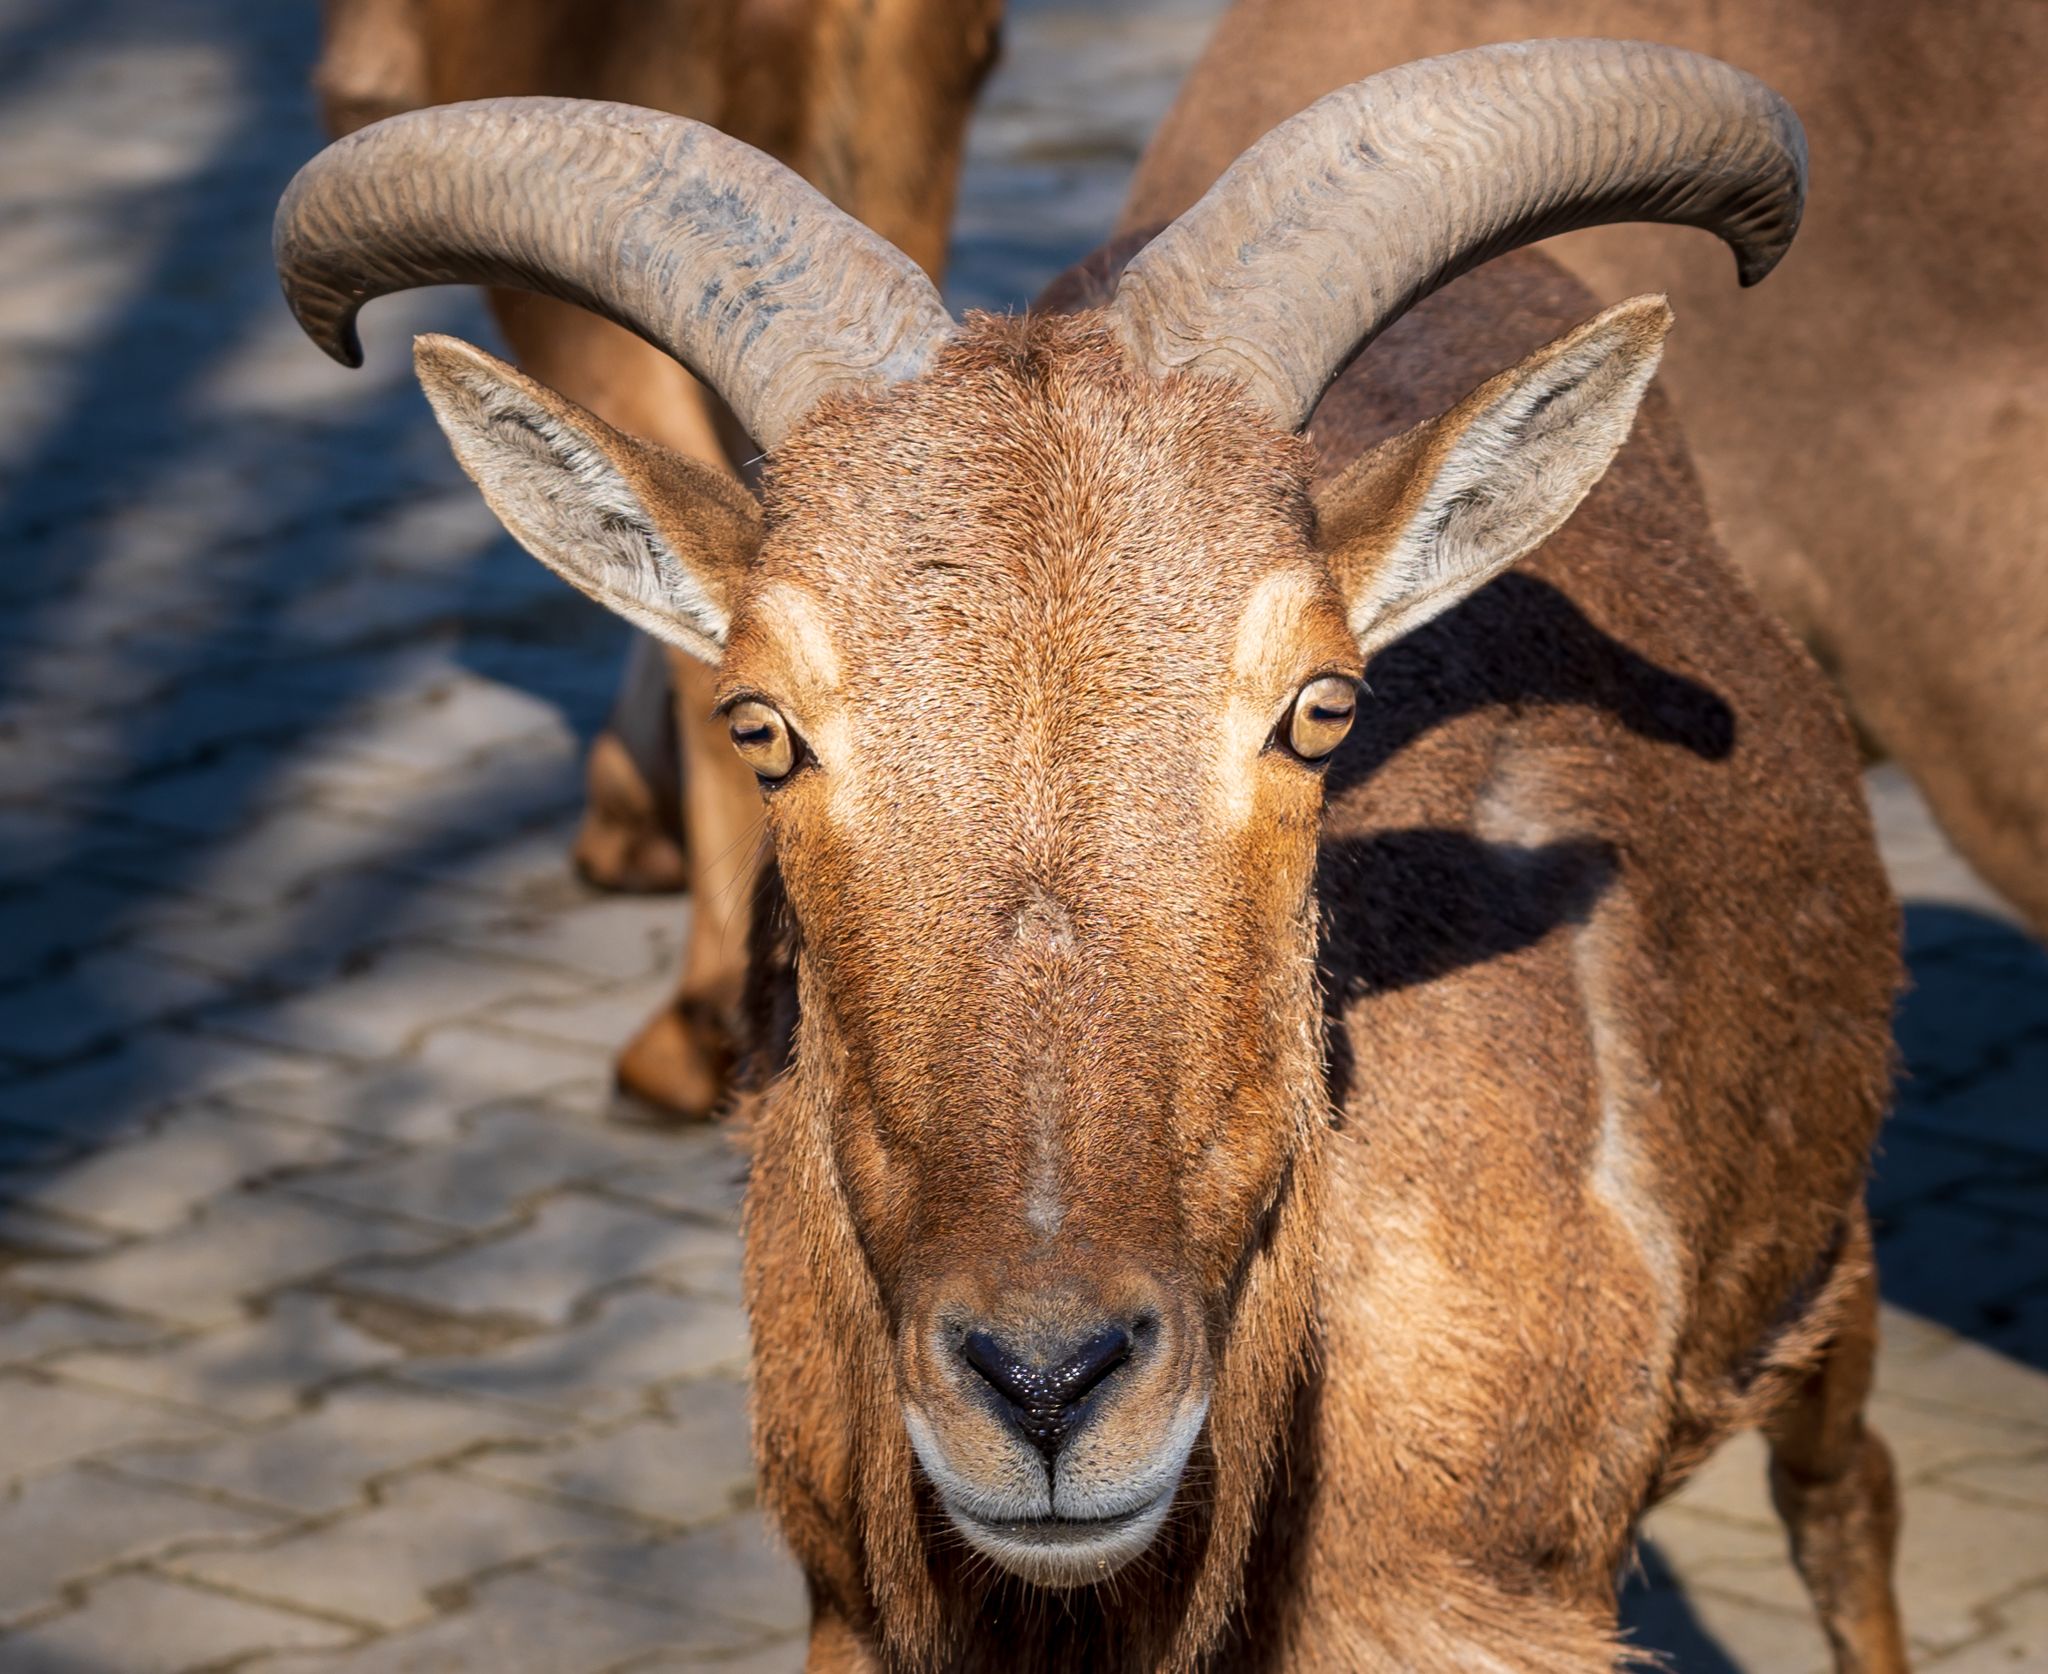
left=716, top=319, right=1359, bottom=1586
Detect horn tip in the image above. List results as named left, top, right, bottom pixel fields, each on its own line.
left=279, top=287, right=366, bottom=368
left=1734, top=237, right=1792, bottom=288
left=318, top=326, right=366, bottom=370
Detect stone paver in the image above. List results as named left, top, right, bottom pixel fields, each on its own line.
left=0, top=1105, right=368, bottom=1237
left=547, top=1514, right=808, bottom=1639
left=461, top=1375, right=754, bottom=1528
left=206, top=944, right=591, bottom=1063
left=337, top=1194, right=724, bottom=1327
left=626, top=1647, right=804, bottom=1674
left=225, top=1025, right=611, bottom=1147
left=0, top=1467, right=285, bottom=1626
left=0, top=1028, right=326, bottom=1138
left=286, top=1102, right=675, bottom=1233
left=1937, top=1449, right=2048, bottom=1514
left=166, top=1473, right=626, bottom=1632
left=482, top=972, right=684, bottom=1055
left=241, top=1571, right=757, bottom=1674
left=399, top=1287, right=748, bottom=1421
left=10, top=1194, right=448, bottom=1328
left=595, top=1128, right=749, bottom=1229
left=1930, top=1583, right=2048, bottom=1674
left=0, top=1574, right=356, bottom=1671
left=0, top=1201, right=122, bottom=1258
left=0, top=1297, right=161, bottom=1368
left=431, top=893, right=684, bottom=985
left=50, top=1292, right=400, bottom=1421
left=109, top=1381, right=553, bottom=1518
left=0, top=1372, right=222, bottom=1487
left=0, top=948, right=236, bottom=1066
left=127, top=870, right=500, bottom=992
left=0, top=0, right=2043, bottom=1669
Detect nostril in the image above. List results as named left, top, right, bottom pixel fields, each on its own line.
left=958, top=1324, right=1136, bottom=1459
left=960, top=1330, right=1040, bottom=1410
left=1047, top=1326, right=1132, bottom=1403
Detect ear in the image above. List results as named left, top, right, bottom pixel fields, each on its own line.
left=1313, top=296, right=1672, bottom=659
left=413, top=333, right=760, bottom=664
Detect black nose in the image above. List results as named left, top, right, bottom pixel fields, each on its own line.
left=960, top=1324, right=1133, bottom=1459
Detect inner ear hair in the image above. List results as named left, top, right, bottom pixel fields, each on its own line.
left=413, top=333, right=760, bottom=664
left=1313, top=295, right=1673, bottom=660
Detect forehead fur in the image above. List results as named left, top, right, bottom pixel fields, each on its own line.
left=750, top=311, right=1320, bottom=673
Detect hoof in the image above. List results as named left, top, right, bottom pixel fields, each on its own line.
left=573, top=732, right=689, bottom=895
left=613, top=1001, right=735, bottom=1126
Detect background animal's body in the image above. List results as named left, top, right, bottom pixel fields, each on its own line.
left=1128, top=0, right=2048, bottom=938
left=313, top=0, right=1003, bottom=1116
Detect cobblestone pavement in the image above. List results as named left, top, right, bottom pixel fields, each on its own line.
left=0, top=1, right=2043, bottom=1669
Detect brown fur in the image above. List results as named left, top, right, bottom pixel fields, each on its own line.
left=1126, top=0, right=2048, bottom=938
left=314, top=0, right=1003, bottom=1116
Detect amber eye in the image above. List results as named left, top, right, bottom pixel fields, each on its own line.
left=728, top=699, right=797, bottom=781
left=1286, top=675, right=1358, bottom=761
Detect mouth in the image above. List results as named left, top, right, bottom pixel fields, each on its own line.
left=944, top=1489, right=1176, bottom=1587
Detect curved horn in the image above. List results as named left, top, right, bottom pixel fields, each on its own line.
left=1111, top=40, right=1807, bottom=430
left=274, top=98, right=956, bottom=450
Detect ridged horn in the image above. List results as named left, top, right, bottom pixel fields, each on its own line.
left=1111, top=40, right=1807, bottom=430
left=274, top=98, right=957, bottom=450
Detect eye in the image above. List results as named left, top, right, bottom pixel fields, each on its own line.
left=1286, top=675, right=1358, bottom=762
left=728, top=699, right=798, bottom=781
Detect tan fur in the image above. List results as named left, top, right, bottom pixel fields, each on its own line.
left=314, top=0, right=1003, bottom=1116
left=1126, top=0, right=2048, bottom=939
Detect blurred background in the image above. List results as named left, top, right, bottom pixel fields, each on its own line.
left=0, top=0, right=2043, bottom=1669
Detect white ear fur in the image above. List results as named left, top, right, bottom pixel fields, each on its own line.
left=1332, top=296, right=1673, bottom=659
left=413, top=333, right=751, bottom=665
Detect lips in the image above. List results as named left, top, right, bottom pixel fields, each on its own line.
left=941, top=1487, right=1178, bottom=1587
left=955, top=1500, right=1155, bottom=1548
